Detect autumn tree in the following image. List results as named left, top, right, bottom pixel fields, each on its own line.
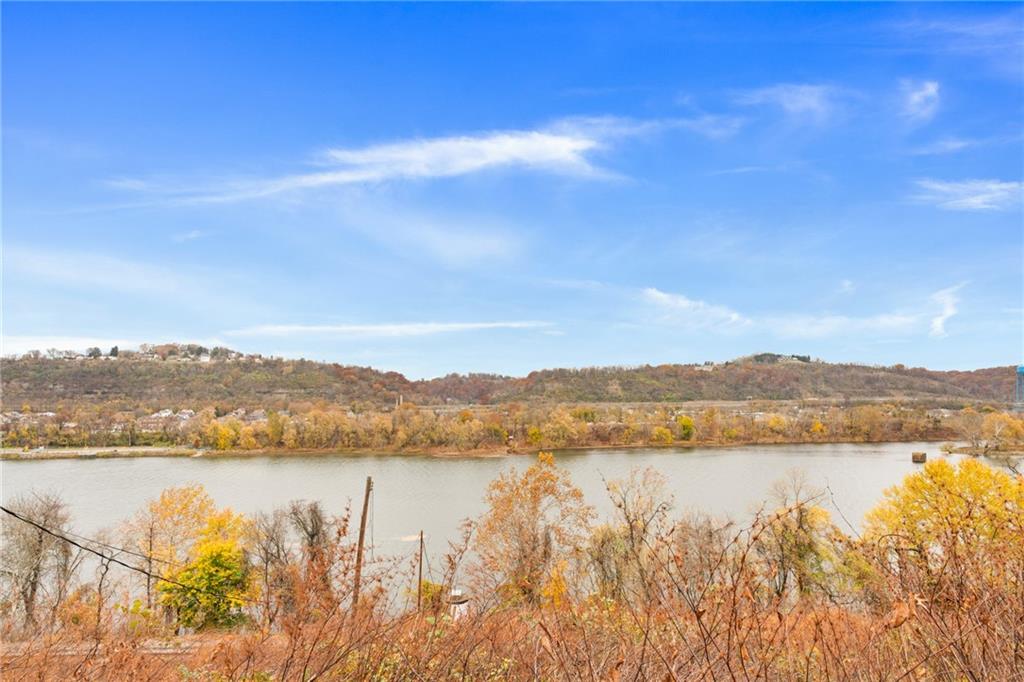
left=957, top=407, right=985, bottom=451
left=675, top=414, right=695, bottom=440
left=982, top=412, right=1024, bottom=451
left=650, top=426, right=673, bottom=444
left=123, top=485, right=215, bottom=609
left=756, top=474, right=840, bottom=597
left=474, top=452, right=594, bottom=604
left=865, top=458, right=1024, bottom=553
left=158, top=509, right=251, bottom=629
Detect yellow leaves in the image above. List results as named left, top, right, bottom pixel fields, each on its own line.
left=982, top=412, right=1024, bottom=449
left=204, top=419, right=241, bottom=450
left=650, top=426, right=674, bottom=445
left=865, top=459, right=1024, bottom=550
left=238, top=426, right=258, bottom=450
left=198, top=508, right=251, bottom=549
left=537, top=451, right=555, bottom=466
left=540, top=560, right=569, bottom=608
left=675, top=415, right=695, bottom=441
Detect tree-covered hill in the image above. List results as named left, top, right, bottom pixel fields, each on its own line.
left=0, top=347, right=1014, bottom=411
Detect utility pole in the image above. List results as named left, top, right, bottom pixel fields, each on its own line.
left=417, top=530, right=424, bottom=611
left=352, top=476, right=373, bottom=613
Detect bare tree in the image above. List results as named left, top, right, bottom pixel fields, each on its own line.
left=1, top=493, right=82, bottom=631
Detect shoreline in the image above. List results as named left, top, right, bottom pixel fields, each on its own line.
left=0, top=437, right=967, bottom=462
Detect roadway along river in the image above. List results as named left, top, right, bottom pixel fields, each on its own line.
left=3, top=442, right=963, bottom=562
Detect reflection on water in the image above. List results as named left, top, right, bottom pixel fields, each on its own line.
left=2, top=442, right=963, bottom=560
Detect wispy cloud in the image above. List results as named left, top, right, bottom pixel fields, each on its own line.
left=909, top=133, right=1022, bottom=156
left=910, top=137, right=976, bottom=155
left=5, top=246, right=189, bottom=296
left=891, top=12, right=1024, bottom=55
left=542, top=277, right=611, bottom=292
left=764, top=313, right=919, bottom=340
left=319, top=129, right=602, bottom=180
left=901, top=79, right=940, bottom=122
left=929, top=283, right=965, bottom=337
left=707, top=165, right=780, bottom=177
left=642, top=287, right=750, bottom=330
left=914, top=178, right=1023, bottom=211
left=839, top=279, right=856, bottom=294
left=332, top=202, right=525, bottom=269
left=641, top=284, right=966, bottom=341
left=888, top=11, right=1024, bottom=78
left=224, top=321, right=551, bottom=338
left=172, top=229, right=207, bottom=243
left=734, top=83, right=842, bottom=123
left=103, top=115, right=740, bottom=206
left=3, top=245, right=264, bottom=316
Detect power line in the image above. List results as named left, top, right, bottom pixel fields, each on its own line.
left=59, top=526, right=181, bottom=568
left=0, top=504, right=254, bottom=605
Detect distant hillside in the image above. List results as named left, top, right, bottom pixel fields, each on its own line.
left=0, top=346, right=1014, bottom=410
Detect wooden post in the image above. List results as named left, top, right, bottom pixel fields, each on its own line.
left=417, top=530, right=424, bottom=611
left=352, top=476, right=373, bottom=613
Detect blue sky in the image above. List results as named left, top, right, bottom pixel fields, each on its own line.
left=3, top=3, right=1022, bottom=378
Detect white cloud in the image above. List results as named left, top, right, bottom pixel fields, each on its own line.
left=224, top=321, right=551, bottom=338
left=914, top=178, right=1023, bottom=211
left=104, top=127, right=603, bottom=205
left=320, top=129, right=601, bottom=181
left=104, top=115, right=740, bottom=206
left=839, top=279, right=856, bottom=294
left=735, top=84, right=840, bottom=123
left=929, top=284, right=964, bottom=337
left=642, top=287, right=750, bottom=330
left=901, top=80, right=940, bottom=122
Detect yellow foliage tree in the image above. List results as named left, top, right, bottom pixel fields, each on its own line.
left=123, top=485, right=216, bottom=609
left=865, top=459, right=1024, bottom=551
left=650, top=426, right=673, bottom=445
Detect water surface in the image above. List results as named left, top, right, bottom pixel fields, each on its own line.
left=2, top=442, right=956, bottom=561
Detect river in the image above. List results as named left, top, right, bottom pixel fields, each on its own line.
left=1, top=441, right=963, bottom=563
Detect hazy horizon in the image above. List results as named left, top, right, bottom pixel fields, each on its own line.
left=5, top=340, right=1015, bottom=382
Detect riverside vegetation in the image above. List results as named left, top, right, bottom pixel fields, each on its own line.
left=4, top=401, right=1024, bottom=457
left=4, top=346, right=1020, bottom=456
left=1, top=454, right=1022, bottom=679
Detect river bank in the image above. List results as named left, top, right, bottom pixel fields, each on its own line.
left=0, top=436, right=965, bottom=462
